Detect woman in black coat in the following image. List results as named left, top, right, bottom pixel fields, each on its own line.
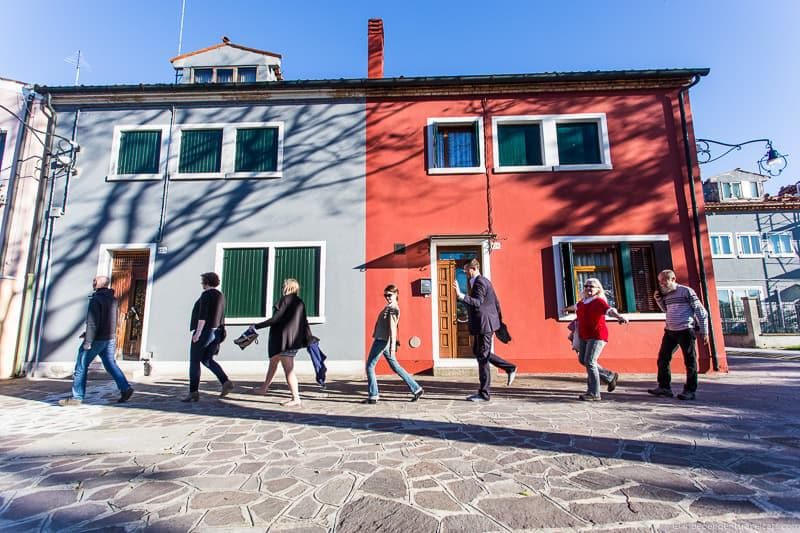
left=252, top=278, right=310, bottom=407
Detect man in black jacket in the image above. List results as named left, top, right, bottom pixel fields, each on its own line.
left=60, top=276, right=134, bottom=406
left=454, top=259, right=517, bottom=402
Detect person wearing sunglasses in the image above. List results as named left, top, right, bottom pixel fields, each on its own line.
left=363, top=284, right=424, bottom=404
left=561, top=277, right=628, bottom=401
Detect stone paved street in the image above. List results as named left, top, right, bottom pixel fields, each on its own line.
left=0, top=356, right=799, bottom=532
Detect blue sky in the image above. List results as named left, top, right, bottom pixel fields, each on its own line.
left=2, top=0, right=797, bottom=191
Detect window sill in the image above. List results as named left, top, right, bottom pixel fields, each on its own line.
left=737, top=254, right=765, bottom=258
left=106, top=174, right=162, bottom=182
left=558, top=313, right=666, bottom=322
left=428, top=167, right=485, bottom=175
left=172, top=173, right=225, bottom=180
left=226, top=171, right=283, bottom=179
left=711, top=254, right=736, bottom=259
left=493, top=165, right=550, bottom=173
left=769, top=254, right=796, bottom=259
left=554, top=163, right=613, bottom=171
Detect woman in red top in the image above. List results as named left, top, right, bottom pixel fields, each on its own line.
left=562, top=278, right=628, bottom=401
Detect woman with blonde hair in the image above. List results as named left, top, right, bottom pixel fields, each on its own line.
left=251, top=278, right=311, bottom=407
left=561, top=277, right=627, bottom=401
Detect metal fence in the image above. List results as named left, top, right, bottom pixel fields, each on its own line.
left=721, top=300, right=800, bottom=335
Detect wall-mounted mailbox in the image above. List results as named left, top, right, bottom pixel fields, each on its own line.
left=419, top=278, right=432, bottom=295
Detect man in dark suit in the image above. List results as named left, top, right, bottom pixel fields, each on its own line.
left=454, top=259, right=517, bottom=401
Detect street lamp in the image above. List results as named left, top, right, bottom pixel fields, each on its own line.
left=696, top=138, right=788, bottom=177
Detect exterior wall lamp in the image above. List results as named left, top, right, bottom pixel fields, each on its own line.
left=696, top=138, right=789, bottom=177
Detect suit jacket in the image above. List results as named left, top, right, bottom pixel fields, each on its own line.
left=461, top=275, right=502, bottom=335
left=254, top=294, right=312, bottom=357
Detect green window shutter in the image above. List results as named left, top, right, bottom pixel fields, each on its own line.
left=118, top=130, right=161, bottom=174
left=556, top=122, right=601, bottom=165
left=630, top=245, right=659, bottom=312
left=235, top=128, right=278, bottom=172
left=560, top=242, right=575, bottom=307
left=222, top=248, right=268, bottom=318
left=273, top=247, right=321, bottom=316
left=179, top=129, right=223, bottom=173
left=619, top=243, right=635, bottom=313
left=498, top=124, right=542, bottom=166
left=0, top=131, right=6, bottom=170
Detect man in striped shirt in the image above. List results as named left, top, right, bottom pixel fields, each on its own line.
left=648, top=269, right=708, bottom=401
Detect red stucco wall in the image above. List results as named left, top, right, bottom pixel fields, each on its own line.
left=365, top=88, right=727, bottom=375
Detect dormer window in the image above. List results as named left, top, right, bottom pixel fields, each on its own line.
left=190, top=66, right=258, bottom=84
left=720, top=180, right=759, bottom=200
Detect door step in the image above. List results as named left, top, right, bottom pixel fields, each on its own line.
left=433, top=366, right=478, bottom=377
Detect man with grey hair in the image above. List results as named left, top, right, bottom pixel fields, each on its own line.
left=59, top=275, right=134, bottom=406
left=648, top=269, right=708, bottom=401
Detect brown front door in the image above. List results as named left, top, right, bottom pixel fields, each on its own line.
left=437, top=246, right=482, bottom=358
left=111, top=250, right=149, bottom=361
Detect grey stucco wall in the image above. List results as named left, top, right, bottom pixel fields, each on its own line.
left=41, top=99, right=366, bottom=363
left=707, top=210, right=800, bottom=301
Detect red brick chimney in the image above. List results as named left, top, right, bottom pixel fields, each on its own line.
left=368, top=18, right=384, bottom=79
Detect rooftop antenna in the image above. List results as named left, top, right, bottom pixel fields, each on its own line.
left=177, top=0, right=187, bottom=54
left=64, top=50, right=91, bottom=86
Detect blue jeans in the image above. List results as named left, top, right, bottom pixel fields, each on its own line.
left=577, top=338, right=615, bottom=396
left=307, top=341, right=327, bottom=386
left=71, top=340, right=130, bottom=401
left=365, top=339, right=421, bottom=399
left=189, top=329, right=229, bottom=393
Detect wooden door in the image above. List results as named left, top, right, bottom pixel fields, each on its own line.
left=111, top=251, right=149, bottom=361
left=437, top=246, right=482, bottom=358
left=437, top=260, right=456, bottom=357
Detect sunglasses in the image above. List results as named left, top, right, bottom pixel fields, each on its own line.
left=584, top=284, right=599, bottom=289
left=384, top=293, right=394, bottom=297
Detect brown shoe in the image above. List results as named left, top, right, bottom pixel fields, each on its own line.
left=220, top=381, right=234, bottom=398
left=578, top=393, right=601, bottom=401
left=58, top=398, right=82, bottom=406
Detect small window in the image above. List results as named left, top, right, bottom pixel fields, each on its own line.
left=768, top=233, right=794, bottom=257
left=558, top=239, right=670, bottom=314
left=118, top=130, right=162, bottom=175
left=710, top=234, right=734, bottom=257
left=235, top=128, right=278, bottom=172
left=179, top=129, right=223, bottom=174
left=194, top=68, right=213, bottom=83
left=427, top=118, right=484, bottom=173
left=556, top=122, right=601, bottom=165
left=434, top=124, right=479, bottom=168
left=219, top=243, right=325, bottom=322
left=216, top=69, right=234, bottom=83
left=497, top=123, right=542, bottom=167
left=737, top=234, right=763, bottom=257
left=238, top=67, right=257, bottom=82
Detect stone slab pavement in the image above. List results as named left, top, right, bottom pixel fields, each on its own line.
left=0, top=356, right=799, bottom=532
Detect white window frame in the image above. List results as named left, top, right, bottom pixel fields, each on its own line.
left=709, top=232, right=735, bottom=258
left=491, top=116, right=548, bottom=172
left=108, top=124, right=171, bottom=181
left=720, top=181, right=743, bottom=200
left=552, top=234, right=669, bottom=321
left=736, top=232, right=764, bottom=258
left=426, top=117, right=485, bottom=175
left=192, top=66, right=258, bottom=83
left=170, top=121, right=284, bottom=180
left=492, top=113, right=612, bottom=172
left=767, top=232, right=795, bottom=258
left=215, top=240, right=326, bottom=325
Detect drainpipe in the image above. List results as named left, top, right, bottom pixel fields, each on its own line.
left=0, top=92, right=35, bottom=273
left=480, top=97, right=494, bottom=248
left=678, top=75, right=720, bottom=371
left=26, top=95, right=58, bottom=376
left=156, top=106, right=176, bottom=244
left=60, top=109, right=81, bottom=214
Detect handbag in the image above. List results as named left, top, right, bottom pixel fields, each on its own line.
left=233, top=326, right=259, bottom=350
left=495, top=322, right=512, bottom=344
